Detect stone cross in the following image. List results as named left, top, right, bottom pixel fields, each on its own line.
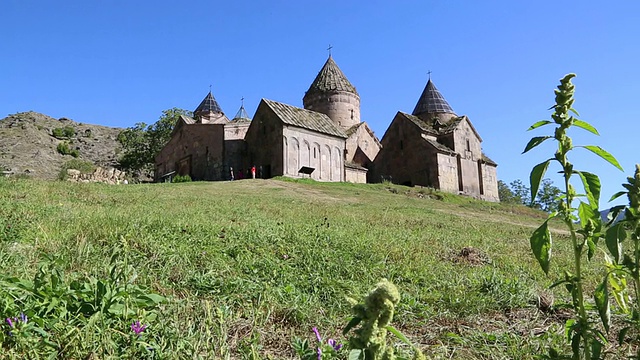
left=327, top=44, right=333, bottom=56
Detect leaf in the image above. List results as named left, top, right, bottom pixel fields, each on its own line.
left=594, top=275, right=611, bottom=333
left=527, top=120, right=553, bottom=131
left=530, top=220, right=552, bottom=274
left=578, top=201, right=597, bottom=229
left=605, top=223, right=626, bottom=263
left=587, top=238, right=596, bottom=261
left=573, top=119, right=599, bottom=135
left=569, top=107, right=581, bottom=117
left=530, top=160, right=551, bottom=207
left=138, top=293, right=167, bottom=306
left=609, top=191, right=627, bottom=202
left=565, top=318, right=576, bottom=342
left=591, top=339, right=603, bottom=359
left=576, top=171, right=601, bottom=209
left=619, top=327, right=630, bottom=345
left=385, top=325, right=413, bottom=347
left=348, top=349, right=363, bottom=360
left=580, top=145, right=623, bottom=171
left=343, top=317, right=362, bottom=335
left=522, top=136, right=552, bottom=154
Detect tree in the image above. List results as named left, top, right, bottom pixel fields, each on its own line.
left=117, top=108, right=192, bottom=176
left=498, top=180, right=520, bottom=204
left=498, top=178, right=561, bottom=212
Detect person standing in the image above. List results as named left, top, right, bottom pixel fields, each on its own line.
left=251, top=165, right=256, bottom=179
left=230, top=167, right=235, bottom=181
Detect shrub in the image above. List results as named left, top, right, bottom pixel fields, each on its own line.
left=58, top=159, right=96, bottom=180
left=56, top=141, right=79, bottom=158
left=171, top=174, right=192, bottom=183
left=52, top=126, right=75, bottom=139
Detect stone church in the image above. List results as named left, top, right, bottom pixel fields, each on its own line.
left=154, top=55, right=499, bottom=201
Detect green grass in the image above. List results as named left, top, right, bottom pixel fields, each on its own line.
left=0, top=177, right=605, bottom=359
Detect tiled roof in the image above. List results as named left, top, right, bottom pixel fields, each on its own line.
left=482, top=153, right=497, bottom=166
left=399, top=112, right=439, bottom=135
left=439, top=117, right=463, bottom=134
left=263, top=99, right=347, bottom=138
left=412, top=79, right=455, bottom=116
left=195, top=91, right=223, bottom=114
left=179, top=114, right=196, bottom=124
left=422, top=135, right=455, bottom=154
left=345, top=122, right=363, bottom=137
left=305, top=55, right=358, bottom=95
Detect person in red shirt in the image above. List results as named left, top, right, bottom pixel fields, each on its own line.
left=251, top=166, right=256, bottom=179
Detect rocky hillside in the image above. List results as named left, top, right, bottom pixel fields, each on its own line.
left=0, top=111, right=123, bottom=179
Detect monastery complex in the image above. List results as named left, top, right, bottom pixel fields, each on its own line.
left=155, top=56, right=499, bottom=202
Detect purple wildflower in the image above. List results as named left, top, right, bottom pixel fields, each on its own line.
left=6, top=318, right=14, bottom=328
left=316, top=346, right=322, bottom=360
left=312, top=327, right=321, bottom=342
left=131, top=320, right=147, bottom=336
left=328, top=338, right=342, bottom=351
left=20, top=313, right=27, bottom=324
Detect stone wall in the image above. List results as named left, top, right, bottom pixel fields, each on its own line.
left=66, top=167, right=126, bottom=184
left=244, top=107, right=285, bottom=177
left=372, top=114, right=440, bottom=186
left=303, top=91, right=361, bottom=129
left=436, top=153, right=459, bottom=193
left=481, top=164, right=499, bottom=202
left=345, top=165, right=367, bottom=183
left=154, top=124, right=225, bottom=181
left=282, top=126, right=345, bottom=182
left=345, top=122, right=381, bottom=167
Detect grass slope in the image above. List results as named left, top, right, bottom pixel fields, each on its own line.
left=1, top=177, right=599, bottom=359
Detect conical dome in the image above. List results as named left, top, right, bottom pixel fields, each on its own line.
left=230, top=104, right=251, bottom=123
left=412, top=79, right=455, bottom=116
left=303, top=55, right=361, bottom=129
left=195, top=91, right=223, bottom=115
left=305, top=55, right=358, bottom=95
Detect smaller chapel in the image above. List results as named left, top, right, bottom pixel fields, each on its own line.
left=154, top=55, right=499, bottom=202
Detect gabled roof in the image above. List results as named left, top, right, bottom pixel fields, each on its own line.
left=170, top=114, right=196, bottom=135
left=304, top=55, right=358, bottom=95
left=412, top=79, right=455, bottom=116
left=262, top=99, right=347, bottom=138
left=439, top=115, right=483, bottom=142
left=195, top=91, right=223, bottom=114
left=345, top=121, right=382, bottom=149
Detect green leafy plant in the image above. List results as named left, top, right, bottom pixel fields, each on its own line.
left=52, top=126, right=75, bottom=139
left=343, top=279, right=424, bottom=360
left=0, top=247, right=166, bottom=357
left=56, top=141, right=79, bottom=157
left=172, top=174, right=192, bottom=183
left=600, top=165, right=640, bottom=357
left=523, top=73, right=623, bottom=359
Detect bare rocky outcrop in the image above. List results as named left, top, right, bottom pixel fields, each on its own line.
left=0, top=111, right=123, bottom=179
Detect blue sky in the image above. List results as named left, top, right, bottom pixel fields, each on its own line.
left=2, top=1, right=639, bottom=204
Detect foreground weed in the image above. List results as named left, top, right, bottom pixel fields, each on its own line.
left=343, top=279, right=424, bottom=360
left=523, top=73, right=622, bottom=359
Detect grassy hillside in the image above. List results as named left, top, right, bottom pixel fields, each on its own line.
left=0, top=177, right=601, bottom=359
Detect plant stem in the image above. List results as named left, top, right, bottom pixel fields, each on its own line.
left=564, top=174, right=590, bottom=360
left=633, top=229, right=640, bottom=360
